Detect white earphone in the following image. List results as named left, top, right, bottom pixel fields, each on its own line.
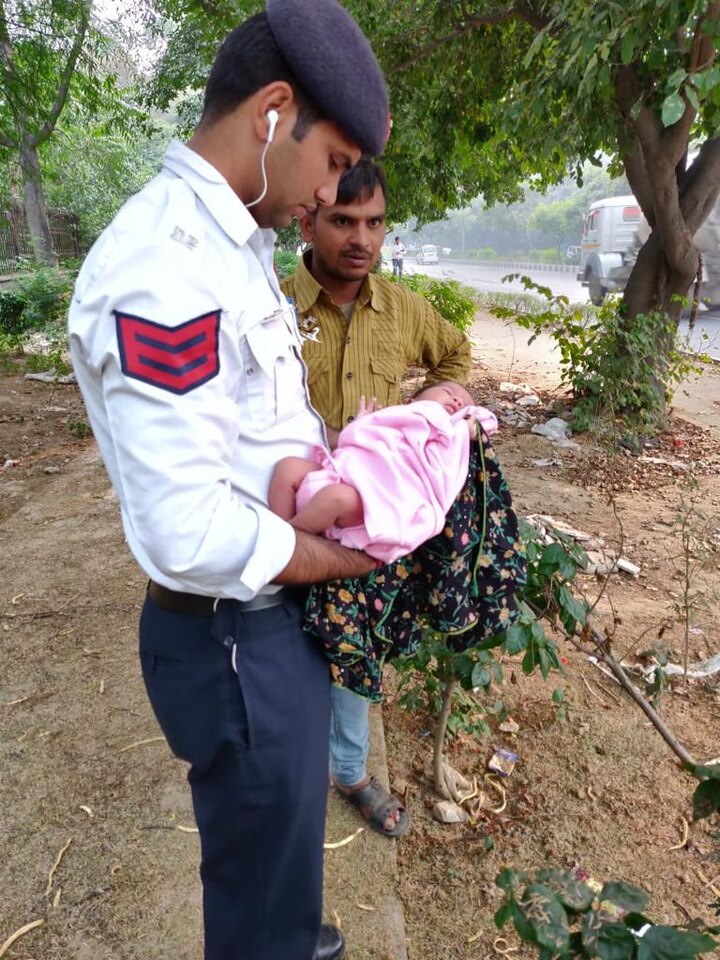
left=248, top=110, right=279, bottom=208
left=266, top=109, right=279, bottom=143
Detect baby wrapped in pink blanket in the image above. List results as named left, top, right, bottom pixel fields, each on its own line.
left=269, top=381, right=498, bottom=563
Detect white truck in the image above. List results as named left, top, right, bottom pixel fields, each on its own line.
left=577, top=194, right=720, bottom=306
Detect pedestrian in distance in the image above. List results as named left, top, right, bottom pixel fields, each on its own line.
left=391, top=234, right=405, bottom=276
left=281, top=157, right=471, bottom=838
left=67, top=2, right=388, bottom=959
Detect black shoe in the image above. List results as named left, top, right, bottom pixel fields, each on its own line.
left=312, top=924, right=345, bottom=960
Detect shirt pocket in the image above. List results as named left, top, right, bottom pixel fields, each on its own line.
left=244, top=314, right=306, bottom=429
left=369, top=354, right=402, bottom=406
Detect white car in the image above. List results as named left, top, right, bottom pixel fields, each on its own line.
left=416, top=244, right=439, bottom=265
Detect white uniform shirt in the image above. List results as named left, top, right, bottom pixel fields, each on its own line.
left=68, top=140, right=325, bottom=600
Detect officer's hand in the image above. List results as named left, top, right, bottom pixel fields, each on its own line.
left=273, top=531, right=377, bottom=584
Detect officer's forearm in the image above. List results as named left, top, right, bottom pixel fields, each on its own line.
left=272, top=529, right=376, bottom=584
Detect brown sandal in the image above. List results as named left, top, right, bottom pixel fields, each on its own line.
left=335, top=776, right=410, bottom=838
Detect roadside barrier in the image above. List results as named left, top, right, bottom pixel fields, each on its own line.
left=447, top=258, right=577, bottom=274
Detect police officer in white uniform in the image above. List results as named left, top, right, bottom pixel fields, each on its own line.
left=67, top=3, right=388, bottom=959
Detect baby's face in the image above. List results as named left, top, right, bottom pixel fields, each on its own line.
left=416, top=382, right=473, bottom=414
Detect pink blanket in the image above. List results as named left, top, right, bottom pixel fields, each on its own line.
left=297, top=402, right=497, bottom=563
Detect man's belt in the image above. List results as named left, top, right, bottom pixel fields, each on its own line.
left=147, top=581, right=291, bottom=616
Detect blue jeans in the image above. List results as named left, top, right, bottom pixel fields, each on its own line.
left=329, top=683, right=370, bottom=787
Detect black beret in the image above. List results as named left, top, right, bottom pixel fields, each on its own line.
left=266, top=0, right=389, bottom=156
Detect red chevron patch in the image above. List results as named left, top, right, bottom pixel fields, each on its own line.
left=115, top=310, right=221, bottom=394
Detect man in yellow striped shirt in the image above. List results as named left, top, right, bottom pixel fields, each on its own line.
left=281, top=158, right=471, bottom=837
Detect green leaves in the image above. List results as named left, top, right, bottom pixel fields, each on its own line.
left=637, top=926, right=719, bottom=959
left=687, top=762, right=720, bottom=820
left=497, top=868, right=719, bottom=959
left=395, top=274, right=476, bottom=333
left=599, top=883, right=650, bottom=914
left=536, top=868, right=595, bottom=911
left=661, top=93, right=686, bottom=127
left=582, top=918, right=637, bottom=959
left=620, top=28, right=638, bottom=65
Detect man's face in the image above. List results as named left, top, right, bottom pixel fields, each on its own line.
left=254, top=117, right=361, bottom=230
left=298, top=186, right=387, bottom=284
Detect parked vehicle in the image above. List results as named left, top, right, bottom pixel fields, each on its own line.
left=578, top=194, right=720, bottom=306
left=416, top=244, right=439, bottom=265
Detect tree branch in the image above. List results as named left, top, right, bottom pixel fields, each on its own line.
left=585, top=624, right=696, bottom=767
left=621, top=139, right=655, bottom=226
left=392, top=3, right=550, bottom=73
left=689, top=0, right=720, bottom=73
left=433, top=677, right=458, bottom=799
left=679, top=138, right=720, bottom=234
left=0, top=0, right=19, bottom=92
left=30, top=1, right=91, bottom=149
left=615, top=64, right=697, bottom=279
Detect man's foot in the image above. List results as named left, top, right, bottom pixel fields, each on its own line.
left=313, top=924, right=345, bottom=960
left=333, top=775, right=410, bottom=838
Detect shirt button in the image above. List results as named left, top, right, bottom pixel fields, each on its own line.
left=223, top=636, right=234, bottom=649
left=246, top=367, right=254, bottom=375
left=346, top=372, right=353, bottom=380
left=347, top=415, right=354, bottom=423
left=346, top=337, right=351, bottom=344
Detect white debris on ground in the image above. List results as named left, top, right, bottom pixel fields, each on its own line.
left=493, top=380, right=543, bottom=427
left=531, top=416, right=581, bottom=449
left=499, top=381, right=536, bottom=397
left=524, top=513, right=641, bottom=577
left=23, top=371, right=77, bottom=384
left=432, top=800, right=469, bottom=824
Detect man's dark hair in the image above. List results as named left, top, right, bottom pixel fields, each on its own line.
left=201, top=12, right=321, bottom=139
left=335, top=156, right=387, bottom=205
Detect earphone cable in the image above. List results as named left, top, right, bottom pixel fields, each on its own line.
left=246, top=139, right=271, bottom=209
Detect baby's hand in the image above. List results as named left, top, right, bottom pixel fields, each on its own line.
left=357, top=395, right=380, bottom=418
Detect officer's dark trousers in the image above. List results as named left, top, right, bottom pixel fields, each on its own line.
left=139, top=594, right=330, bottom=960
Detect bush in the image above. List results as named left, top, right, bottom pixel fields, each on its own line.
left=0, top=267, right=74, bottom=337
left=397, top=273, right=477, bottom=333
left=490, top=278, right=700, bottom=436
left=529, top=246, right=562, bottom=263
left=0, top=288, right=27, bottom=336
left=497, top=867, right=719, bottom=959
left=469, top=246, right=499, bottom=260
left=274, top=250, right=299, bottom=280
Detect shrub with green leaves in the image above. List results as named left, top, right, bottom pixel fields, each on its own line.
left=496, top=867, right=719, bottom=959
left=0, top=267, right=74, bottom=337
left=396, top=272, right=476, bottom=334
left=394, top=520, right=586, bottom=739
left=274, top=250, right=300, bottom=280
left=468, top=246, right=499, bottom=261
left=489, top=277, right=701, bottom=436
left=0, top=288, right=27, bottom=336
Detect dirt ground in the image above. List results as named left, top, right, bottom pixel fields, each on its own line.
left=1, top=312, right=720, bottom=959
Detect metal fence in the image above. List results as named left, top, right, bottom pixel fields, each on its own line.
left=0, top=205, right=80, bottom=274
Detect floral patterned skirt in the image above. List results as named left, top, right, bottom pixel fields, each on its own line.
left=304, top=435, right=528, bottom=701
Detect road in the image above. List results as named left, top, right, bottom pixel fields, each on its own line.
left=405, top=258, right=720, bottom=360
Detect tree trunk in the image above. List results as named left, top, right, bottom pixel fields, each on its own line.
left=618, top=234, right=697, bottom=424
left=622, top=230, right=697, bottom=321
left=20, top=137, right=57, bottom=267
